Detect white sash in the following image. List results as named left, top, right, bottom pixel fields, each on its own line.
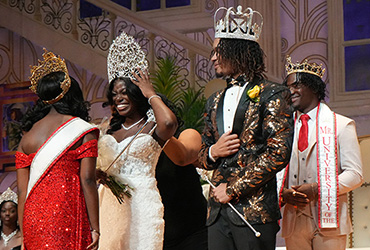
left=26, top=118, right=95, bottom=198
left=277, top=103, right=339, bottom=228
left=316, top=103, right=338, bottom=228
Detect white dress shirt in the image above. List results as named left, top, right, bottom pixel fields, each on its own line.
left=209, top=83, right=248, bottom=161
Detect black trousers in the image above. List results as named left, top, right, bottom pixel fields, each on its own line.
left=208, top=206, right=280, bottom=250
left=164, top=226, right=208, bottom=250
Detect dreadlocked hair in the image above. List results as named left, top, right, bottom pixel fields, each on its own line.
left=215, top=38, right=266, bottom=81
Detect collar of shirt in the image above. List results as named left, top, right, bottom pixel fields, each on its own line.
left=295, top=106, right=318, bottom=147
left=223, top=82, right=249, bottom=132
left=226, top=75, right=248, bottom=88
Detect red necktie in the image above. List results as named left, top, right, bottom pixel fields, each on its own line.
left=298, top=114, right=310, bottom=152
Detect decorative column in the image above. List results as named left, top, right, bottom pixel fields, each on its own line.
left=109, top=12, right=117, bottom=43
left=148, top=32, right=156, bottom=74
left=188, top=51, right=196, bottom=89
left=240, top=0, right=282, bottom=82
left=34, top=0, right=42, bottom=22
left=71, top=0, right=78, bottom=40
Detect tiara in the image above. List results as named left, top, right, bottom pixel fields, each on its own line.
left=29, top=49, right=71, bottom=104
left=285, top=56, right=325, bottom=78
left=0, top=187, right=18, bottom=205
left=214, top=6, right=263, bottom=41
left=107, top=32, right=148, bottom=82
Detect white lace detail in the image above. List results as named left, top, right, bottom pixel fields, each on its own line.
left=97, top=133, right=164, bottom=250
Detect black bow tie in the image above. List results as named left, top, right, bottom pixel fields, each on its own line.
left=226, top=75, right=247, bottom=88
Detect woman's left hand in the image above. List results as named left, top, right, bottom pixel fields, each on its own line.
left=87, top=230, right=99, bottom=250
left=131, top=68, right=156, bottom=98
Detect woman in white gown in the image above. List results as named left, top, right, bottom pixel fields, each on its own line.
left=97, top=72, right=177, bottom=250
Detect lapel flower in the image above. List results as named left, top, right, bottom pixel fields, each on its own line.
left=247, top=85, right=261, bottom=102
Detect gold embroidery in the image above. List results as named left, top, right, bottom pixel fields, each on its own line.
left=243, top=189, right=271, bottom=223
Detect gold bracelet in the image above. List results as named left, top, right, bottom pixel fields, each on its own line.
left=91, top=229, right=100, bottom=236
left=148, top=94, right=161, bottom=105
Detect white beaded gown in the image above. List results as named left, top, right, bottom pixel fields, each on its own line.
left=97, top=133, right=164, bottom=250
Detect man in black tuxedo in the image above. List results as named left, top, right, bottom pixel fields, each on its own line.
left=199, top=5, right=293, bottom=250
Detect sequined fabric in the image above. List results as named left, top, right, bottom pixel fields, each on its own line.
left=199, top=78, right=293, bottom=226
left=97, top=133, right=164, bottom=250
left=15, top=139, right=98, bottom=250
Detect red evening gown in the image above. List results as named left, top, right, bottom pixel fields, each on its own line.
left=15, top=137, right=98, bottom=250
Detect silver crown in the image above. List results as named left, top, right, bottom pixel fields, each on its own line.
left=214, top=6, right=263, bottom=42
left=107, top=32, right=148, bottom=82
left=0, top=187, right=18, bottom=205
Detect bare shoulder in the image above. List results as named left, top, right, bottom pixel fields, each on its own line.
left=178, top=129, right=202, bottom=146
left=21, top=114, right=73, bottom=154
left=179, top=128, right=201, bottom=138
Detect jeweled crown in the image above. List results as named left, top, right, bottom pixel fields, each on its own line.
left=214, top=6, right=263, bottom=42
left=107, top=32, right=148, bottom=82
left=285, top=56, right=325, bottom=78
left=0, top=187, right=18, bottom=205
left=29, top=49, right=71, bottom=104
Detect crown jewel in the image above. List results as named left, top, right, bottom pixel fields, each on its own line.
left=214, top=6, right=263, bottom=41
left=0, top=187, right=18, bottom=205
left=107, top=32, right=148, bottom=82
left=29, top=49, right=71, bottom=104
left=285, top=56, right=325, bottom=78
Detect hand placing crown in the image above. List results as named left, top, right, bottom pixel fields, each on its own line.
left=285, top=56, right=326, bottom=78
left=214, top=5, right=263, bottom=42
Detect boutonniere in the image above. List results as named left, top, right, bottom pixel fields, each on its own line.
left=247, top=85, right=261, bottom=102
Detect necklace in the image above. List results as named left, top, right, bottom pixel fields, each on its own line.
left=1, top=229, right=18, bottom=246
left=122, top=117, right=145, bottom=130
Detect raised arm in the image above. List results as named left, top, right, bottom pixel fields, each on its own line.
left=163, top=129, right=202, bottom=166
left=132, top=69, right=177, bottom=144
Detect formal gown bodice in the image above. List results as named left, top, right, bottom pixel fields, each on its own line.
left=98, top=132, right=164, bottom=250
left=15, top=139, right=98, bottom=250
left=98, top=133, right=161, bottom=178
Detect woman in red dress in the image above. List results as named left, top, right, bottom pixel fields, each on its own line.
left=16, top=50, right=99, bottom=250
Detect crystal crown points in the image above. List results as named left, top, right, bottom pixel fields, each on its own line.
left=214, top=6, right=263, bottom=41
left=0, top=187, right=17, bottom=205
left=107, top=32, right=148, bottom=82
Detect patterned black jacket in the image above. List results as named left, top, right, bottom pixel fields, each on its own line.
left=199, top=76, right=293, bottom=226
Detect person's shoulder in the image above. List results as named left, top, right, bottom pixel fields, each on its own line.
left=205, top=89, right=225, bottom=107
left=207, top=89, right=224, bottom=99
left=260, top=79, right=289, bottom=93
left=179, top=128, right=201, bottom=137
left=258, top=79, right=290, bottom=102
left=335, top=112, right=355, bottom=127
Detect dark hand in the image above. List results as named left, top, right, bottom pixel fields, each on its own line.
left=282, top=188, right=309, bottom=207
left=211, top=130, right=240, bottom=159
left=131, top=68, right=156, bottom=98
left=292, top=183, right=318, bottom=202
left=96, top=169, right=108, bottom=185
left=87, top=230, right=99, bottom=250
left=213, top=183, right=232, bottom=204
